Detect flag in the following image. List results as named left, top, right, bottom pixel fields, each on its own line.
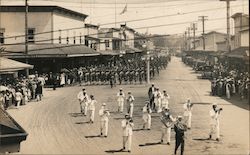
left=120, top=4, right=127, bottom=15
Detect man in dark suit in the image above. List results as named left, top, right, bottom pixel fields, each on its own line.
left=174, top=116, right=187, bottom=155
left=148, top=83, right=155, bottom=110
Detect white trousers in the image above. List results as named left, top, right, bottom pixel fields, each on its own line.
left=16, top=100, right=21, bottom=108
left=89, top=110, right=95, bottom=122
left=184, top=113, right=192, bottom=128
left=123, top=135, right=132, bottom=151
left=143, top=114, right=151, bottom=129
left=118, top=100, right=124, bottom=112
left=100, top=119, right=109, bottom=136
left=127, top=104, right=134, bottom=118
left=161, top=127, right=171, bottom=143
left=80, top=102, right=88, bottom=115
left=210, top=122, right=220, bottom=139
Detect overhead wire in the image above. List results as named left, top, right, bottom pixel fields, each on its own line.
left=2, top=4, right=245, bottom=40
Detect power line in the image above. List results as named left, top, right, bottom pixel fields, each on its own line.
left=3, top=16, right=227, bottom=45
left=2, top=4, right=244, bottom=40
left=3, top=21, right=248, bottom=47
left=2, top=25, right=246, bottom=55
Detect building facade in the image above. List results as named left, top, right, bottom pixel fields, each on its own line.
left=0, top=6, right=87, bottom=45
left=194, top=31, right=227, bottom=52
left=231, top=13, right=249, bottom=49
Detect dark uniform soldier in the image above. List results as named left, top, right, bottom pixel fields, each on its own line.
left=129, top=70, right=134, bottom=84
left=101, top=71, right=105, bottom=84
left=139, top=70, right=144, bottom=84
left=134, top=69, right=139, bottom=84
left=124, top=70, right=129, bottom=85
left=105, top=71, right=110, bottom=84
left=119, top=70, right=124, bottom=85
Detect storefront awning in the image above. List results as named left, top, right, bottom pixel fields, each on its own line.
left=0, top=57, right=33, bottom=72
left=2, top=44, right=100, bottom=58
left=99, top=50, right=120, bottom=56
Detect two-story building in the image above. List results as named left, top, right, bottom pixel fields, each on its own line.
left=0, top=5, right=99, bottom=73
left=231, top=13, right=249, bottom=49
left=98, top=28, right=124, bottom=54
left=84, top=23, right=100, bottom=51
left=193, top=31, right=227, bottom=52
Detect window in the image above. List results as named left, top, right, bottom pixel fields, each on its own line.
left=28, top=28, right=35, bottom=43
left=66, top=37, right=69, bottom=44
left=59, top=36, right=62, bottom=44
left=85, top=40, right=89, bottom=46
left=73, top=37, right=76, bottom=44
left=105, top=40, right=109, bottom=47
left=0, top=28, right=5, bottom=44
left=59, top=30, right=62, bottom=44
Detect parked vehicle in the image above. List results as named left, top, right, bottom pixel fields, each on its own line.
left=201, top=66, right=214, bottom=79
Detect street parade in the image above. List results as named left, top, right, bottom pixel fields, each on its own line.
left=0, top=0, right=249, bottom=155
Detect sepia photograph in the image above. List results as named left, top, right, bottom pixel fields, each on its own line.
left=0, top=0, right=249, bottom=154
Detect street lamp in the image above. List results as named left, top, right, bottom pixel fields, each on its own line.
left=142, top=44, right=150, bottom=84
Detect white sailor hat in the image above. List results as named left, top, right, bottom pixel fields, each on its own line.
left=102, top=103, right=106, bottom=106
left=120, top=88, right=123, bottom=90
left=212, top=103, right=218, bottom=106
left=177, top=116, right=183, bottom=120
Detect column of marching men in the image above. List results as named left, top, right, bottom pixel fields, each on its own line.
left=77, top=84, right=222, bottom=155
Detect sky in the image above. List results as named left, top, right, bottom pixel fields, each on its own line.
left=1, top=0, right=249, bottom=36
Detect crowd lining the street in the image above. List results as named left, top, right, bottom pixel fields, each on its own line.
left=0, top=73, right=44, bottom=110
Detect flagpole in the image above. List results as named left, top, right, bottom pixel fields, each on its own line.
left=115, top=0, right=117, bottom=28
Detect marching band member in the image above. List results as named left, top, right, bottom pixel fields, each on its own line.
left=117, top=88, right=125, bottom=113
left=174, top=116, right=187, bottom=155
left=209, top=103, right=222, bottom=141
left=161, top=90, right=170, bottom=109
left=183, top=98, right=193, bottom=129
left=154, top=88, right=162, bottom=113
left=160, top=107, right=176, bottom=145
left=121, top=114, right=134, bottom=153
left=142, top=101, right=152, bottom=130
left=99, top=103, right=110, bottom=137
left=126, top=92, right=135, bottom=118
left=88, top=95, right=96, bottom=123
left=77, top=88, right=89, bottom=116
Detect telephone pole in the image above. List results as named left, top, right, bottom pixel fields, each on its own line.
left=191, top=23, right=197, bottom=50
left=220, top=0, right=236, bottom=52
left=199, top=16, right=208, bottom=50
left=25, top=0, right=29, bottom=76
left=184, top=31, right=187, bottom=51
left=187, top=27, right=191, bottom=50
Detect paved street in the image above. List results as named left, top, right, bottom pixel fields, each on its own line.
left=8, top=57, right=249, bottom=155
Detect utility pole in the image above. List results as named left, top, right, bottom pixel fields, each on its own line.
left=184, top=31, right=187, bottom=51
left=187, top=27, right=190, bottom=50
left=220, top=0, right=236, bottom=52
left=191, top=23, right=197, bottom=50
left=25, top=0, right=29, bottom=76
left=199, top=16, right=208, bottom=50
